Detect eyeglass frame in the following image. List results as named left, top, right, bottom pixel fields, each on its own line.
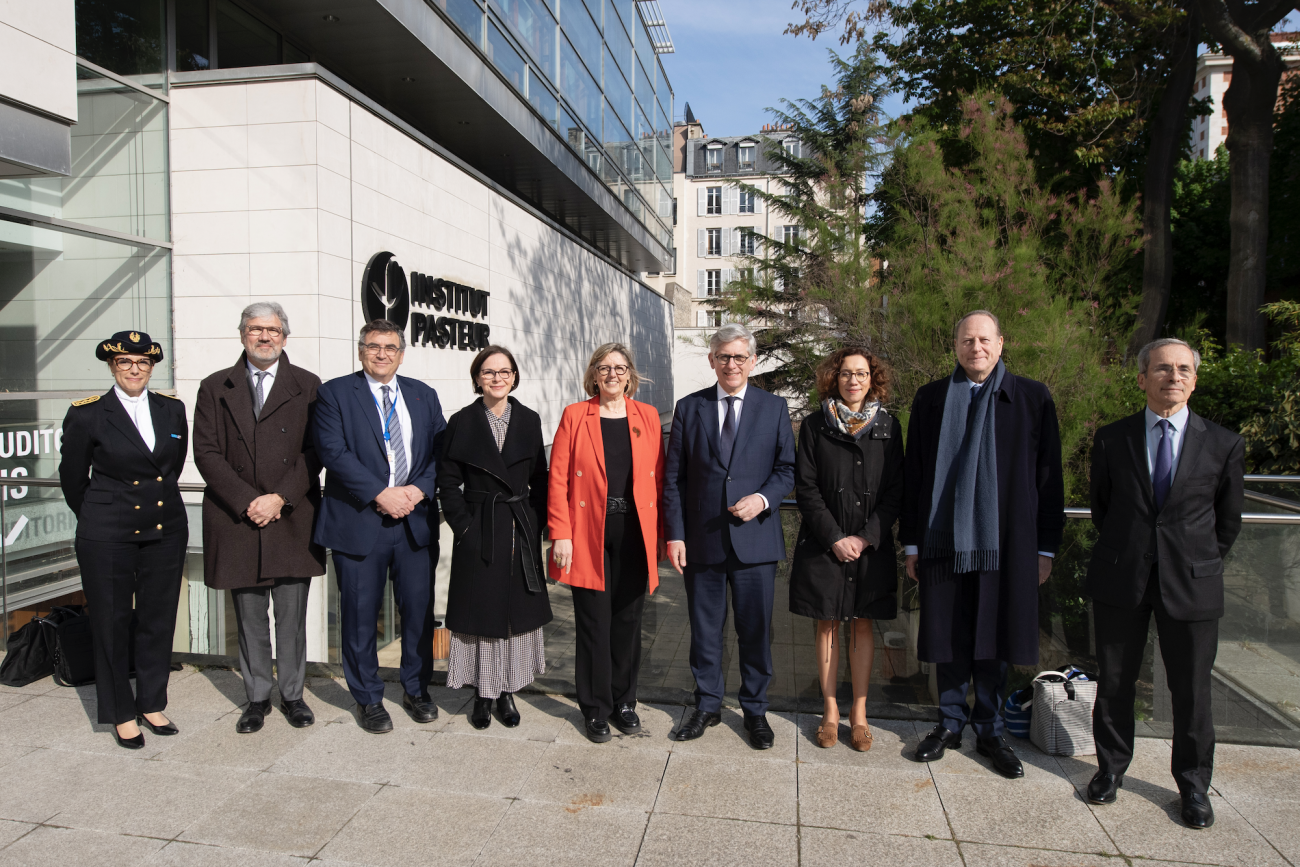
left=360, top=342, right=403, bottom=357
left=111, top=357, right=155, bottom=371
left=596, top=364, right=629, bottom=376
left=478, top=368, right=516, bottom=381
left=243, top=325, right=285, bottom=337
left=712, top=353, right=752, bottom=368
left=837, top=369, right=872, bottom=382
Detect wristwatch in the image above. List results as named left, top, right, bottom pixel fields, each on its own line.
left=275, top=492, right=293, bottom=512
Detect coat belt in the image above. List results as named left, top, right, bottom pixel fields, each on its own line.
left=463, top=489, right=543, bottom=593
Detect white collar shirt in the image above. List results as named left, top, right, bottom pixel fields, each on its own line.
left=114, top=385, right=155, bottom=451
left=1144, top=405, right=1190, bottom=480
left=246, top=358, right=279, bottom=408
left=715, top=382, right=750, bottom=432
left=364, top=372, right=414, bottom=487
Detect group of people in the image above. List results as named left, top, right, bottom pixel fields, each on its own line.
left=57, top=305, right=1243, bottom=831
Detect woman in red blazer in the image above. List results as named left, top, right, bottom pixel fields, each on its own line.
left=549, top=342, right=664, bottom=743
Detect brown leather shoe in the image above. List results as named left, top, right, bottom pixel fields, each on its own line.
left=850, top=723, right=873, bottom=752
left=815, top=720, right=838, bottom=748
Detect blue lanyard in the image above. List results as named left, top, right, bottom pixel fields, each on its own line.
left=372, top=391, right=398, bottom=445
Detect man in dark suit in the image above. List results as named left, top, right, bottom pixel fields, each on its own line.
left=313, top=319, right=446, bottom=733
left=193, top=302, right=325, bottom=734
left=1086, top=337, right=1244, bottom=829
left=901, top=310, right=1064, bottom=778
left=664, top=323, right=796, bottom=749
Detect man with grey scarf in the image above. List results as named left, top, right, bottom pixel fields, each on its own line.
left=900, top=311, right=1065, bottom=778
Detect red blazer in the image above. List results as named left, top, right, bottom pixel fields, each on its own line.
left=548, top=396, right=665, bottom=592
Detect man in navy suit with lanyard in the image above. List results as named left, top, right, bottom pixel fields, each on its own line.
left=314, top=319, right=446, bottom=733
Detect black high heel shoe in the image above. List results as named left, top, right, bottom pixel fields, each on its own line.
left=137, top=714, right=179, bottom=735
left=113, top=724, right=145, bottom=750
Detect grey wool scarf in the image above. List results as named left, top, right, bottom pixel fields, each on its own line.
left=923, top=360, right=1004, bottom=573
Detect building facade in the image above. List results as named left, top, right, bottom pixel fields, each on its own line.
left=1189, top=34, right=1299, bottom=161
left=0, top=0, right=678, bottom=659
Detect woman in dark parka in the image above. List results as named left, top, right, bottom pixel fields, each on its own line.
left=791, top=347, right=904, bottom=752
left=438, top=346, right=551, bottom=730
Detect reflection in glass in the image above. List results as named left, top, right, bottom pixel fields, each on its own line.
left=561, top=0, right=602, bottom=79
left=487, top=22, right=526, bottom=91
left=529, top=73, right=559, bottom=128
left=636, top=57, right=654, bottom=125
left=434, top=0, right=485, bottom=46
left=75, top=0, right=165, bottom=77
left=174, top=0, right=211, bottom=71
left=216, top=0, right=279, bottom=68
left=490, top=0, right=556, bottom=81
left=603, top=0, right=633, bottom=79
left=561, top=107, right=586, bottom=154
left=561, top=37, right=601, bottom=135
left=603, top=46, right=633, bottom=132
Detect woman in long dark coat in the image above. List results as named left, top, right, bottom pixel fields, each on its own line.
left=791, top=347, right=903, bottom=752
left=438, top=345, right=551, bottom=730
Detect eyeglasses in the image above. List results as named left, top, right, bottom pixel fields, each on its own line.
left=479, top=368, right=515, bottom=381
left=596, top=365, right=629, bottom=376
left=361, top=343, right=402, bottom=357
left=113, top=358, right=154, bottom=371
left=244, top=326, right=284, bottom=337
left=714, top=353, right=751, bottom=367
left=838, top=370, right=871, bottom=381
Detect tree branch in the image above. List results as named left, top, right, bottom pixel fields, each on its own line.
left=1197, top=0, right=1263, bottom=62
left=1245, top=0, right=1299, bottom=32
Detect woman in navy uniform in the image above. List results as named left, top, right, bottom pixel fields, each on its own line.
left=59, top=331, right=189, bottom=749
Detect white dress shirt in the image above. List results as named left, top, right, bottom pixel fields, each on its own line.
left=364, top=372, right=414, bottom=487
left=904, top=376, right=1053, bottom=558
left=114, top=385, right=155, bottom=451
left=246, top=357, right=279, bottom=409
left=1144, top=405, right=1189, bottom=481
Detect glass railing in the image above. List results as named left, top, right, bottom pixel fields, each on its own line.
left=5, top=475, right=1298, bottom=747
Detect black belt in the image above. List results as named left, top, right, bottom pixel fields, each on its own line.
left=606, top=497, right=631, bottom=514
left=463, top=489, right=543, bottom=593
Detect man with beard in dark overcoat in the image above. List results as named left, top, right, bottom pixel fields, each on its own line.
left=900, top=310, right=1065, bottom=778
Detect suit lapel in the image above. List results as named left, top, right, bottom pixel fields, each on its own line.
left=582, top=399, right=607, bottom=480
left=729, top=387, right=761, bottom=469
left=256, top=354, right=300, bottom=423
left=398, top=375, right=426, bottom=471
left=699, top=393, right=722, bottom=465
left=104, top=389, right=159, bottom=466
left=352, top=373, right=387, bottom=455
left=1163, top=411, right=1206, bottom=512
left=221, top=357, right=256, bottom=458
left=1125, top=412, right=1156, bottom=511
left=476, top=400, right=513, bottom=484
left=148, top=392, right=172, bottom=464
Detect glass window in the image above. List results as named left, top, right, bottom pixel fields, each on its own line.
left=739, top=144, right=755, bottom=169
left=560, top=36, right=601, bottom=135
left=656, top=139, right=671, bottom=183
left=706, top=187, right=721, bottom=215
left=706, top=227, right=721, bottom=256
left=560, top=106, right=586, bottom=153
left=434, top=0, right=485, bottom=46
left=739, top=229, right=756, bottom=256
left=634, top=13, right=655, bottom=95
left=706, top=147, right=722, bottom=173
left=604, top=1, right=633, bottom=79
left=216, top=0, right=279, bottom=68
left=528, top=72, right=559, bottom=128
left=657, top=99, right=670, bottom=142
left=174, top=0, right=211, bottom=71
left=604, top=47, right=633, bottom=133
left=738, top=190, right=755, bottom=213
left=75, top=0, right=165, bottom=77
left=635, top=58, right=654, bottom=122
left=706, top=269, right=721, bottom=296
left=561, top=0, right=602, bottom=79
left=487, top=22, right=526, bottom=92
left=783, top=139, right=801, bottom=158
left=610, top=0, right=633, bottom=32
left=490, top=0, right=556, bottom=82
left=622, top=186, right=644, bottom=222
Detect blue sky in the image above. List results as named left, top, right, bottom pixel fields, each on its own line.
left=654, top=0, right=908, bottom=138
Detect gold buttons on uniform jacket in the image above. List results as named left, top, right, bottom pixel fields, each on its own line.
left=156, top=524, right=162, bottom=529
left=157, top=501, right=163, bottom=506
left=133, top=481, right=139, bottom=485
left=156, top=476, right=162, bottom=481
left=134, top=505, right=140, bottom=510
left=134, top=530, right=140, bottom=534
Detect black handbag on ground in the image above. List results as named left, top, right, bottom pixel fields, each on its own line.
left=0, top=616, right=54, bottom=687
left=0, top=606, right=96, bottom=688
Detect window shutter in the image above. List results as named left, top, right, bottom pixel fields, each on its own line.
left=697, top=187, right=707, bottom=216
left=752, top=193, right=763, bottom=215
left=724, top=268, right=737, bottom=288
left=724, top=187, right=737, bottom=215
left=697, top=229, right=706, bottom=257
left=696, top=270, right=707, bottom=297
left=721, top=227, right=733, bottom=257
left=696, top=310, right=707, bottom=327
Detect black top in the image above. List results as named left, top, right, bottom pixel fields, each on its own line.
left=601, top=417, right=633, bottom=501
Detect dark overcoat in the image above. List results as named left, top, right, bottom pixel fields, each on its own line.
left=438, top=397, right=552, bottom=639
left=899, top=372, right=1065, bottom=666
left=59, top=389, right=189, bottom=543
left=790, top=408, right=904, bottom=621
left=192, top=352, right=326, bottom=589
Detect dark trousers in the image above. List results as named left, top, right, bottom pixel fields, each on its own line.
left=936, top=571, right=1008, bottom=739
left=76, top=533, right=187, bottom=725
left=684, top=551, right=776, bottom=716
left=332, top=519, right=435, bottom=705
left=571, top=511, right=648, bottom=720
left=231, top=577, right=311, bottom=704
left=1093, top=566, right=1218, bottom=794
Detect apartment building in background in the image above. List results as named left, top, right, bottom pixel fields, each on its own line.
left=1190, top=33, right=1299, bottom=160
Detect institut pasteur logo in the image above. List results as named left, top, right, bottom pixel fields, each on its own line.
left=361, top=251, right=490, bottom=351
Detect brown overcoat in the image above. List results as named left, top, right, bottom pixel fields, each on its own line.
left=193, top=351, right=326, bottom=589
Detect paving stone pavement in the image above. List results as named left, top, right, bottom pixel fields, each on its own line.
left=0, top=666, right=1296, bottom=867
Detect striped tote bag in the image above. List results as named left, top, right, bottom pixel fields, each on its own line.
left=1028, top=669, right=1098, bottom=756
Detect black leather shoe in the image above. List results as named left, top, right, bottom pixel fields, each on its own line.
left=281, top=699, right=315, bottom=728
left=744, top=714, right=776, bottom=750
left=915, top=725, right=962, bottom=762
left=585, top=718, right=613, bottom=743
left=496, top=692, right=521, bottom=727
left=1181, top=792, right=1215, bottom=829
left=675, top=709, right=722, bottom=741
left=236, top=700, right=272, bottom=734
left=113, top=724, right=145, bottom=750
left=1087, top=771, right=1123, bottom=804
left=976, top=736, right=1024, bottom=778
left=609, top=702, right=642, bottom=734
left=357, top=702, right=394, bottom=734
left=470, top=696, right=493, bottom=730
left=137, top=714, right=178, bottom=735
left=402, top=692, right=438, bottom=723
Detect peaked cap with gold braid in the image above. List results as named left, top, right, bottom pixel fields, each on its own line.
left=95, top=330, right=164, bottom=362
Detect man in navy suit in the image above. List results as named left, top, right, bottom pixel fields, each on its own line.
left=664, top=323, right=796, bottom=749
left=313, top=319, right=446, bottom=733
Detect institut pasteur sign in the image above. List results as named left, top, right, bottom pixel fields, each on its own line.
left=362, top=251, right=490, bottom=351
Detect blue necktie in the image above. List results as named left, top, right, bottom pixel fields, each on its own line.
left=381, top=385, right=409, bottom=487
left=1153, top=419, right=1173, bottom=510
left=719, top=395, right=738, bottom=466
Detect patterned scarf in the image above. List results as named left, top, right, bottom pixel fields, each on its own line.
left=822, top=398, right=880, bottom=440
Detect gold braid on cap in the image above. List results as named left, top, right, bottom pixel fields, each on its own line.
left=102, top=341, right=125, bottom=354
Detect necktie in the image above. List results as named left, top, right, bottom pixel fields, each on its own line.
left=253, top=371, right=267, bottom=419
left=970, top=384, right=981, bottom=404
left=1153, top=418, right=1173, bottom=510
left=719, top=395, right=738, bottom=466
left=381, top=385, right=409, bottom=486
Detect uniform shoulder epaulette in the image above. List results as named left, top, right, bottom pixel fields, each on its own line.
left=71, top=395, right=100, bottom=406
left=153, top=391, right=181, bottom=399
